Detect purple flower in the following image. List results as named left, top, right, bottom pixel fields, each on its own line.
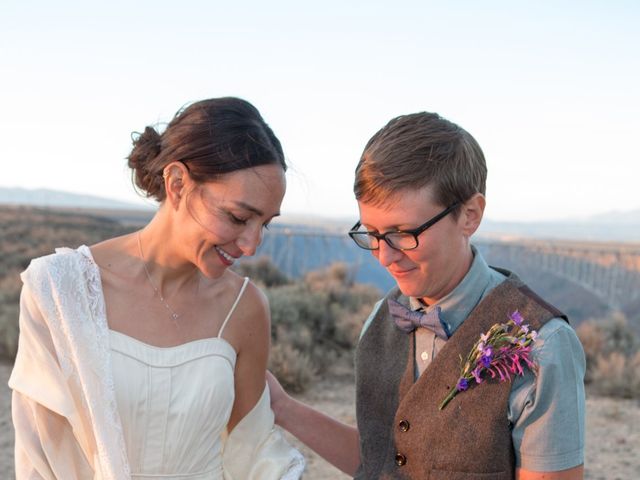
left=510, top=311, right=524, bottom=326
left=481, top=354, right=492, bottom=368
left=439, top=312, right=538, bottom=410
left=471, top=367, right=483, bottom=384
left=456, top=378, right=469, bottom=391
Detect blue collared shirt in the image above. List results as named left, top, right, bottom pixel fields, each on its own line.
left=361, top=246, right=586, bottom=471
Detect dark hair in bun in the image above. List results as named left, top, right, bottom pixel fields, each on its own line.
left=127, top=97, right=286, bottom=202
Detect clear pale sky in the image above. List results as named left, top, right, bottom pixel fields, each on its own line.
left=2, top=1, right=638, bottom=222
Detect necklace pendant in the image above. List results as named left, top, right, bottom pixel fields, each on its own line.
left=138, top=232, right=182, bottom=324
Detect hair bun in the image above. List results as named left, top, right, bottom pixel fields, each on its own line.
left=128, top=126, right=161, bottom=169
left=128, top=126, right=164, bottom=199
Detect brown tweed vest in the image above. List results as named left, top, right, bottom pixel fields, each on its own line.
left=354, top=270, right=566, bottom=480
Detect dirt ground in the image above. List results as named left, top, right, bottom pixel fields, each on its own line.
left=1, top=361, right=639, bottom=479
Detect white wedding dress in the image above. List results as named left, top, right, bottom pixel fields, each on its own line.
left=10, top=246, right=305, bottom=480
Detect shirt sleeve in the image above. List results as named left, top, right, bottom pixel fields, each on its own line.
left=9, top=283, right=94, bottom=479
left=508, top=318, right=586, bottom=471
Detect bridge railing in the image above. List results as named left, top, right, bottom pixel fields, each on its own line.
left=250, top=228, right=640, bottom=309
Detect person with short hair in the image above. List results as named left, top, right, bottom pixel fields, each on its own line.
left=268, top=111, right=585, bottom=480
left=10, top=97, right=304, bottom=479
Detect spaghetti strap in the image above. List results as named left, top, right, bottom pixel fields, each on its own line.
left=218, top=277, right=250, bottom=338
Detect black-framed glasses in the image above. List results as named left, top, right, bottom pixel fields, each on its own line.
left=348, top=202, right=461, bottom=251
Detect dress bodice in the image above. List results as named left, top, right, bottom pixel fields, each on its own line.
left=110, top=332, right=236, bottom=479
left=109, top=275, right=250, bottom=479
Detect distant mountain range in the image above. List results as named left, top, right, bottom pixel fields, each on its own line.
left=0, top=187, right=153, bottom=211
left=1, top=186, right=638, bottom=242
left=477, top=217, right=640, bottom=243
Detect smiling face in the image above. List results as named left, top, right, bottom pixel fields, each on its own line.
left=175, top=163, right=286, bottom=279
left=358, top=186, right=483, bottom=305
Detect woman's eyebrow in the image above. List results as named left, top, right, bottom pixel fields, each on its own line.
left=231, top=201, right=282, bottom=220
left=231, top=200, right=264, bottom=216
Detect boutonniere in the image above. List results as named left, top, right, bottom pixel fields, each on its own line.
left=439, top=311, right=538, bottom=410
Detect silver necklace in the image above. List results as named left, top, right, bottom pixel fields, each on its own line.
left=137, top=232, right=180, bottom=321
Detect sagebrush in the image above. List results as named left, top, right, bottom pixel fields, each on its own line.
left=577, top=313, right=640, bottom=398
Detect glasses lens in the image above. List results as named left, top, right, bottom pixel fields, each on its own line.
left=351, top=232, right=377, bottom=250
left=386, top=233, right=418, bottom=250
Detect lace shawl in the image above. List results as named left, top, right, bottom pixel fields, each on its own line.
left=17, top=246, right=131, bottom=479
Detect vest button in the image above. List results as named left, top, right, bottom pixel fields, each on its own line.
left=398, top=420, right=410, bottom=432
left=395, top=453, right=407, bottom=466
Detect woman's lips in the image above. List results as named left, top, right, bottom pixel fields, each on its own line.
left=215, top=246, right=237, bottom=266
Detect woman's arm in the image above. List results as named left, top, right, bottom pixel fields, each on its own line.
left=13, top=392, right=94, bottom=479
left=221, top=279, right=305, bottom=479
left=516, top=465, right=584, bottom=480
left=267, top=371, right=361, bottom=476
left=225, top=280, right=271, bottom=432
left=10, top=283, right=94, bottom=479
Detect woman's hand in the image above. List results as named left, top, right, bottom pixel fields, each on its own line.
left=266, top=370, right=361, bottom=475
left=266, top=370, right=289, bottom=426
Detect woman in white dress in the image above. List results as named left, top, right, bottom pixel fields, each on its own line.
left=9, top=97, right=305, bottom=479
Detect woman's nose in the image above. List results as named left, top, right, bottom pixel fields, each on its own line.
left=236, top=224, right=263, bottom=257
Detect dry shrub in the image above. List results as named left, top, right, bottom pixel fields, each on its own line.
left=268, top=342, right=315, bottom=393
left=0, top=304, right=20, bottom=359
left=600, top=313, right=638, bottom=356
left=273, top=324, right=313, bottom=354
left=0, top=268, right=23, bottom=359
left=334, top=303, right=377, bottom=349
left=577, top=312, right=640, bottom=398
left=305, top=262, right=352, bottom=292
left=591, top=351, right=640, bottom=399
left=233, top=256, right=290, bottom=288
left=576, top=321, right=605, bottom=383
left=576, top=321, right=603, bottom=359
left=268, top=285, right=335, bottom=353
left=267, top=262, right=380, bottom=392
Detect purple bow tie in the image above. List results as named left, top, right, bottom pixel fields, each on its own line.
left=387, top=299, right=449, bottom=340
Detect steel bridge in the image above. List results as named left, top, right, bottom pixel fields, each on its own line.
left=253, top=228, right=640, bottom=310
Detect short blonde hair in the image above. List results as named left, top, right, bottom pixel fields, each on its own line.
left=354, top=112, right=486, bottom=211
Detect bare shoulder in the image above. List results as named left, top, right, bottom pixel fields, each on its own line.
left=220, top=270, right=270, bottom=351
left=226, top=271, right=270, bottom=324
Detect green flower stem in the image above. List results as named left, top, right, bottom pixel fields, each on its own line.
left=438, top=387, right=459, bottom=410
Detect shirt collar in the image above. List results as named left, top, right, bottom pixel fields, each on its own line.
left=409, top=245, right=505, bottom=336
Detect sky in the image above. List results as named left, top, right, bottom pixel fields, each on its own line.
left=1, top=1, right=639, bottom=222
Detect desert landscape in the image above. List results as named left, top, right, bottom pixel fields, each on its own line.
left=1, top=206, right=639, bottom=478
left=2, top=359, right=639, bottom=479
